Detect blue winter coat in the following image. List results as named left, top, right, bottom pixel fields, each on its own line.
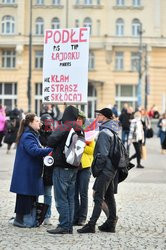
left=10, top=127, right=52, bottom=196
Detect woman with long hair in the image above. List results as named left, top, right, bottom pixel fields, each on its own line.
left=10, top=113, right=52, bottom=228
left=128, top=111, right=145, bottom=168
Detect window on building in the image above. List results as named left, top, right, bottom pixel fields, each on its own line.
left=52, top=0, right=60, bottom=5
left=116, top=18, right=124, bottom=36
left=51, top=17, right=60, bottom=29
left=132, top=0, right=141, bottom=7
left=35, top=51, right=43, bottom=69
left=35, top=17, right=44, bottom=35
left=2, top=0, right=15, bottom=3
left=131, top=52, right=139, bottom=71
left=75, top=19, right=79, bottom=28
left=35, top=83, right=42, bottom=116
left=116, top=0, right=125, bottom=6
left=83, top=17, right=92, bottom=35
left=84, top=0, right=93, bottom=4
left=89, top=51, right=95, bottom=70
left=75, top=0, right=80, bottom=4
left=115, top=84, right=137, bottom=111
left=115, top=52, right=124, bottom=71
left=77, top=84, right=97, bottom=118
left=2, top=49, right=16, bottom=68
left=36, top=0, right=44, bottom=4
left=2, top=16, right=15, bottom=34
left=87, top=84, right=97, bottom=118
left=132, top=19, right=141, bottom=36
left=96, top=0, right=100, bottom=4
left=0, top=82, right=17, bottom=110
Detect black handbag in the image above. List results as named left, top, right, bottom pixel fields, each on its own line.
left=146, top=128, right=154, bottom=138
left=35, top=202, right=49, bottom=226
left=118, top=162, right=135, bottom=183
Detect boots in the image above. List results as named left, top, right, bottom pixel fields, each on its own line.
left=77, top=222, right=95, bottom=233
left=98, top=216, right=118, bottom=233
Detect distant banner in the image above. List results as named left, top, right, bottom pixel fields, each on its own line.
left=42, top=27, right=90, bottom=104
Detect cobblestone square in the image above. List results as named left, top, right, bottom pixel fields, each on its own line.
left=0, top=137, right=166, bottom=250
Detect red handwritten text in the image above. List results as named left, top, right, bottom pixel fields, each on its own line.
left=51, top=84, right=78, bottom=92
left=51, top=93, right=82, bottom=102
left=52, top=52, right=80, bottom=61
left=45, top=28, right=88, bottom=44
left=51, top=75, right=69, bottom=83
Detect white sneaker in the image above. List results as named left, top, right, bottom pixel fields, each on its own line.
left=43, top=218, right=52, bottom=225
left=8, top=217, right=15, bottom=225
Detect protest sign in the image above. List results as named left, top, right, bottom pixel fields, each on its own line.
left=43, top=27, right=90, bottom=104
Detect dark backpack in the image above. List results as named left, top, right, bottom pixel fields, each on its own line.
left=110, top=130, right=134, bottom=182
left=63, top=128, right=86, bottom=167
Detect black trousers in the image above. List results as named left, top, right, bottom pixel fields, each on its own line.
left=0, top=132, right=4, bottom=146
left=15, top=194, right=37, bottom=215
left=90, top=173, right=116, bottom=225
left=130, top=140, right=142, bottom=166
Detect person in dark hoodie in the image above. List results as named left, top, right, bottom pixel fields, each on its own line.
left=39, top=113, right=54, bottom=225
left=77, top=108, right=119, bottom=234
left=47, top=105, right=84, bottom=234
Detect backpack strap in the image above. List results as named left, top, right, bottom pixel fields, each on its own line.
left=102, top=128, right=117, bottom=157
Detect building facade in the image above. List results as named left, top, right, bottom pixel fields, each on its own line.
left=0, top=0, right=166, bottom=117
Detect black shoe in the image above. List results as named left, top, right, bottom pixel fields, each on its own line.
left=98, top=223, right=115, bottom=233
left=77, top=219, right=86, bottom=226
left=136, top=165, right=144, bottom=168
left=98, top=216, right=118, bottom=233
left=77, top=223, right=95, bottom=233
left=47, top=226, right=73, bottom=234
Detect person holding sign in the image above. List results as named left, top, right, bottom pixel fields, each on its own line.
left=47, top=106, right=84, bottom=234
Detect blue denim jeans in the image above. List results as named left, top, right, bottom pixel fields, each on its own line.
left=160, top=131, right=166, bottom=149
left=53, top=167, right=78, bottom=230
left=44, top=185, right=52, bottom=219
left=74, top=168, right=91, bottom=222
left=122, top=129, right=130, bottom=152
left=23, top=207, right=37, bottom=227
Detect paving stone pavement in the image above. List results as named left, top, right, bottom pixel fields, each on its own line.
left=0, top=137, right=166, bottom=250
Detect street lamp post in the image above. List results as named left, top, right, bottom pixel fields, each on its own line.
left=144, top=44, right=149, bottom=110
left=137, top=22, right=143, bottom=108
left=66, top=0, right=69, bottom=28
left=27, top=0, right=32, bottom=112
left=63, top=0, right=69, bottom=109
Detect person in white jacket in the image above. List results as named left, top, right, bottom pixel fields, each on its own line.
left=128, top=111, right=145, bottom=168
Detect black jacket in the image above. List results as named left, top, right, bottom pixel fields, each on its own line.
left=39, top=131, right=53, bottom=186
left=92, top=120, right=119, bottom=179
left=119, top=112, right=133, bottom=131
left=47, top=106, right=83, bottom=169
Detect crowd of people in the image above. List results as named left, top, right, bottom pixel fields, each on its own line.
left=0, top=104, right=60, bottom=154
left=116, top=103, right=166, bottom=158
left=0, top=102, right=165, bottom=234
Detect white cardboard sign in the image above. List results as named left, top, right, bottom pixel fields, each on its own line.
left=42, top=27, right=90, bottom=104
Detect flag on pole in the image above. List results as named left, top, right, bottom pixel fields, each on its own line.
left=84, top=119, right=99, bottom=141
